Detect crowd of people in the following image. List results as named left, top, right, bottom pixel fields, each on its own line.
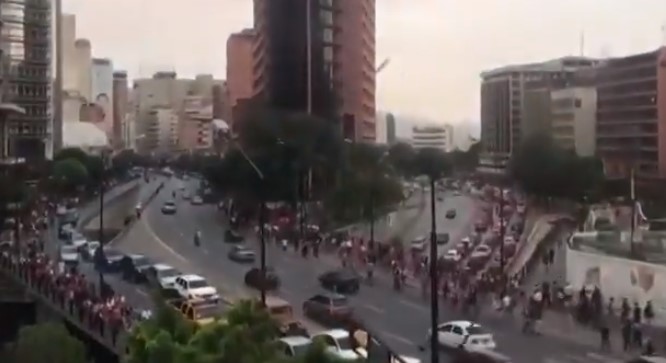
left=0, top=196, right=135, bottom=349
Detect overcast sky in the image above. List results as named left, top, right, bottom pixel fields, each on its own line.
left=63, top=0, right=666, bottom=126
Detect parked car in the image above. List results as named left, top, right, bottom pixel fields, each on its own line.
left=428, top=320, right=496, bottom=351
left=120, top=254, right=153, bottom=283
left=278, top=336, right=313, bottom=357
left=436, top=233, right=450, bottom=245
left=443, top=249, right=462, bottom=262
left=101, top=247, right=125, bottom=272
left=302, top=293, right=353, bottom=326
left=228, top=245, right=256, bottom=263
left=445, top=209, right=457, bottom=219
left=69, top=232, right=88, bottom=249
left=318, top=269, right=360, bottom=294
left=470, top=244, right=492, bottom=260
left=312, top=329, right=366, bottom=360
left=59, top=245, right=80, bottom=267
left=244, top=267, right=280, bottom=291
left=191, top=196, right=203, bottom=205
left=146, top=263, right=182, bottom=290
left=410, top=236, right=427, bottom=252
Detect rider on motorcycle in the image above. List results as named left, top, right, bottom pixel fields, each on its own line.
left=194, top=230, right=202, bottom=247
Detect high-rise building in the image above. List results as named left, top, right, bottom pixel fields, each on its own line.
left=179, top=95, right=213, bottom=152
left=335, top=0, right=376, bottom=142
left=253, top=0, right=376, bottom=142
left=61, top=14, right=78, bottom=92
left=596, top=48, right=666, bottom=181
left=112, top=71, right=129, bottom=149
left=90, top=58, right=114, bottom=140
left=550, top=87, right=597, bottom=157
left=479, top=56, right=598, bottom=171
left=0, top=0, right=53, bottom=160
left=386, top=113, right=397, bottom=145
left=226, top=29, right=255, bottom=125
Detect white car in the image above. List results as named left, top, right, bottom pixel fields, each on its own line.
left=278, top=336, right=313, bottom=357
left=430, top=320, right=496, bottom=351
left=174, top=274, right=219, bottom=303
left=471, top=244, right=492, bottom=259
left=147, top=263, right=182, bottom=289
left=443, top=249, right=461, bottom=262
left=70, top=233, right=88, bottom=249
left=312, top=329, right=366, bottom=361
left=59, top=245, right=80, bottom=266
left=191, top=196, right=203, bottom=205
left=410, top=236, right=427, bottom=251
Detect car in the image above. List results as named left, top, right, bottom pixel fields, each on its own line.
left=443, top=249, right=461, bottom=262
left=100, top=247, right=125, bottom=271
left=264, top=296, right=309, bottom=337
left=452, top=191, right=462, bottom=196
left=174, top=274, right=219, bottom=303
left=410, top=236, right=427, bottom=251
left=228, top=245, right=256, bottom=263
left=244, top=267, right=280, bottom=291
left=302, top=293, right=353, bottom=326
left=59, top=245, right=80, bottom=267
left=120, top=254, right=153, bottom=283
left=182, top=192, right=191, bottom=200
left=446, top=209, right=457, bottom=219
left=224, top=229, right=244, bottom=243
left=470, top=244, right=492, bottom=260
left=69, top=232, right=88, bottom=249
left=146, top=263, right=183, bottom=290
left=58, top=224, right=75, bottom=239
left=278, top=336, right=313, bottom=357
left=191, top=196, right=203, bottom=205
left=318, top=269, right=360, bottom=294
left=436, top=233, right=450, bottom=245
left=312, top=329, right=366, bottom=360
left=161, top=201, right=177, bottom=214
left=428, top=321, right=496, bottom=351
left=81, top=241, right=101, bottom=261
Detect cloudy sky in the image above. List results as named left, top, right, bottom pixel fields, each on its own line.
left=63, top=0, right=666, bottom=127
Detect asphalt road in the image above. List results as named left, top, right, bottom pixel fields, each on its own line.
left=101, top=176, right=628, bottom=363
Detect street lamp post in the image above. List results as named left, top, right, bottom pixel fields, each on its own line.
left=97, top=151, right=110, bottom=292
left=499, top=189, right=506, bottom=276
left=428, top=176, right=439, bottom=363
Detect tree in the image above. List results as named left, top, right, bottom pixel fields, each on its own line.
left=111, top=149, right=138, bottom=176
left=387, top=142, right=417, bottom=177
left=449, top=141, right=481, bottom=173
left=414, top=147, right=452, bottom=180
left=52, top=158, right=89, bottom=193
left=10, top=322, right=86, bottom=363
left=84, top=154, right=104, bottom=186
left=54, top=147, right=88, bottom=165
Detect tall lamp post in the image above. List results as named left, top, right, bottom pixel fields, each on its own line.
left=235, top=145, right=267, bottom=306
left=428, top=175, right=439, bottom=363
left=97, top=150, right=112, bottom=291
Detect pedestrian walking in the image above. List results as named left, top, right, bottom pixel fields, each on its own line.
left=599, top=322, right=610, bottom=351
left=622, top=321, right=632, bottom=351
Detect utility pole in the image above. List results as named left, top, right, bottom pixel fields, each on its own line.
left=629, top=168, right=636, bottom=256
left=428, top=176, right=439, bottom=363
left=499, top=188, right=506, bottom=275
left=259, top=196, right=267, bottom=306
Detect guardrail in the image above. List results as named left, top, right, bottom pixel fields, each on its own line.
left=0, top=255, right=129, bottom=357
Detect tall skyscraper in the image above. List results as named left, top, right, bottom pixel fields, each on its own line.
left=386, top=113, right=397, bottom=145
left=335, top=0, right=376, bottom=142
left=0, top=0, right=53, bottom=159
left=252, top=0, right=337, bottom=121
left=226, top=29, right=255, bottom=126
left=252, top=0, right=376, bottom=142
left=112, top=71, right=129, bottom=149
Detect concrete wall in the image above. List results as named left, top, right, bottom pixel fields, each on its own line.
left=566, top=247, right=666, bottom=322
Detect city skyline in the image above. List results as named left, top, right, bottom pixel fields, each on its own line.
left=62, top=0, right=666, bottom=126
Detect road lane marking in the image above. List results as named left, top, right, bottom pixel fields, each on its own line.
left=362, top=303, right=385, bottom=314
left=140, top=211, right=187, bottom=263
left=398, top=298, right=428, bottom=313
left=135, top=288, right=148, bottom=297
left=382, top=331, right=415, bottom=345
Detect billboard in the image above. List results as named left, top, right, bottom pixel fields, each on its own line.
left=84, top=58, right=114, bottom=141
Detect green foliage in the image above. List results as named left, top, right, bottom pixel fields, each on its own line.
left=449, top=141, right=481, bottom=172
left=509, top=134, right=604, bottom=201
left=52, top=158, right=89, bottom=192
left=414, top=147, right=453, bottom=180
left=10, top=322, right=86, bottom=363
left=54, top=147, right=88, bottom=165
left=387, top=142, right=417, bottom=177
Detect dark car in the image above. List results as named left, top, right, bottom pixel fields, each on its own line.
left=96, top=247, right=125, bottom=272
left=436, top=232, right=450, bottom=245
left=318, top=269, right=360, bottom=294
left=120, top=254, right=153, bottom=283
left=224, top=229, right=244, bottom=243
left=244, top=267, right=280, bottom=291
left=302, top=293, right=353, bottom=327
left=228, top=245, right=256, bottom=263
left=445, top=209, right=456, bottom=219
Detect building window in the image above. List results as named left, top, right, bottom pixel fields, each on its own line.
left=323, top=28, right=333, bottom=43
left=574, top=99, right=582, bottom=108
left=320, top=10, right=333, bottom=26
left=323, top=46, right=333, bottom=62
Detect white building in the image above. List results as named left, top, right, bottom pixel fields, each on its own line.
left=551, top=87, right=597, bottom=157
left=62, top=122, right=108, bottom=154
left=410, top=125, right=454, bottom=152
left=73, top=38, right=92, bottom=101
left=122, top=113, right=137, bottom=151
left=143, top=107, right=178, bottom=155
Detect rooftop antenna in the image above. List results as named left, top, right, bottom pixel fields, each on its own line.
left=579, top=30, right=585, bottom=57
left=661, top=23, right=666, bottom=46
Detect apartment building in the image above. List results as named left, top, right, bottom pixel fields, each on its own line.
left=479, top=56, right=598, bottom=171
left=551, top=87, right=597, bottom=157
left=252, top=0, right=375, bottom=141
left=226, top=28, right=255, bottom=126
left=112, top=71, right=129, bottom=149
left=178, top=95, right=213, bottom=152
left=143, top=107, right=178, bottom=155
left=596, top=47, right=666, bottom=180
